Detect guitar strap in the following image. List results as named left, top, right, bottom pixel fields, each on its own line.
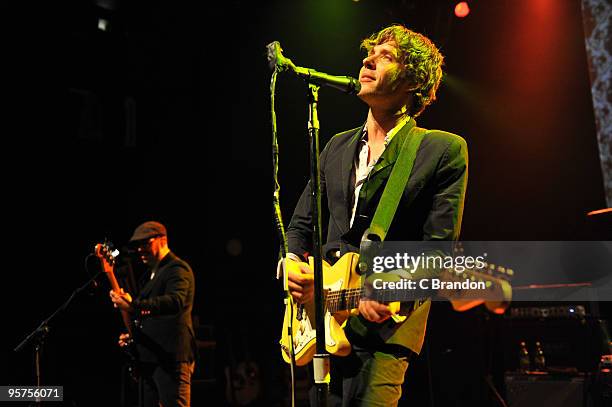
left=357, top=124, right=428, bottom=317
left=354, top=124, right=428, bottom=326
left=366, top=125, right=428, bottom=242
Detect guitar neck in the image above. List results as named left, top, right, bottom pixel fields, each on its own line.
left=105, top=270, right=122, bottom=293
left=326, top=288, right=362, bottom=313
left=95, top=243, right=134, bottom=335
left=104, top=270, right=134, bottom=335
left=325, top=267, right=509, bottom=313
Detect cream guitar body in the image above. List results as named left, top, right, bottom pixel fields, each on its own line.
left=280, top=252, right=402, bottom=366
left=280, top=251, right=512, bottom=366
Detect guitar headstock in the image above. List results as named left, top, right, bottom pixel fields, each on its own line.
left=484, top=262, right=514, bottom=281
left=94, top=241, right=120, bottom=273
left=448, top=242, right=514, bottom=314
left=481, top=262, right=514, bottom=314
left=452, top=242, right=514, bottom=281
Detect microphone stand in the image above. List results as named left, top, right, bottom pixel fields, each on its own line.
left=306, top=82, right=329, bottom=407
left=13, top=269, right=104, bottom=406
left=267, top=41, right=358, bottom=406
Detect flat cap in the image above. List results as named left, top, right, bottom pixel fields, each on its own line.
left=129, top=221, right=167, bottom=242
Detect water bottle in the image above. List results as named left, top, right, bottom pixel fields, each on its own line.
left=534, top=341, right=546, bottom=371
left=519, top=341, right=530, bottom=373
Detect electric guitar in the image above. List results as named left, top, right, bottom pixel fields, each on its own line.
left=280, top=251, right=513, bottom=366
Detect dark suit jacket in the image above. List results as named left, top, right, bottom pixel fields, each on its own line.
left=286, top=117, right=468, bottom=354
left=132, top=252, right=196, bottom=364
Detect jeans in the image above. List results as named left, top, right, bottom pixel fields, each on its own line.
left=140, top=361, right=195, bottom=407
left=310, top=347, right=411, bottom=407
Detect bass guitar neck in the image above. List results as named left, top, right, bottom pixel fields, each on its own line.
left=94, top=243, right=134, bottom=336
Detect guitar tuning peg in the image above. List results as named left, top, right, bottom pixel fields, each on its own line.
left=497, top=266, right=506, bottom=274
left=506, top=268, right=514, bottom=276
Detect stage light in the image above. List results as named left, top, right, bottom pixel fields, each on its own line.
left=455, top=2, right=470, bottom=18
left=94, top=0, right=119, bottom=32
left=97, top=18, right=109, bottom=32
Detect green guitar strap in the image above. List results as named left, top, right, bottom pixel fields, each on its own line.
left=367, top=126, right=428, bottom=242
left=357, top=125, right=428, bottom=321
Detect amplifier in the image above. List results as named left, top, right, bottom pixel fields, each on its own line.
left=507, top=301, right=601, bottom=319
left=504, top=373, right=586, bottom=406
left=502, top=303, right=610, bottom=372
left=509, top=304, right=587, bottom=319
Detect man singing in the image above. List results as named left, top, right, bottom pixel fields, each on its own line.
left=285, top=25, right=468, bottom=406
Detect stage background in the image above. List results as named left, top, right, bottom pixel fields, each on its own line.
left=1, top=1, right=609, bottom=406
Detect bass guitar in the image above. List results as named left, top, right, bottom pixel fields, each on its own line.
left=94, top=241, right=139, bottom=376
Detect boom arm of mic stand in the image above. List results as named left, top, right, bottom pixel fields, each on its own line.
left=266, top=42, right=360, bottom=94
left=13, top=268, right=105, bottom=392
left=14, top=269, right=105, bottom=352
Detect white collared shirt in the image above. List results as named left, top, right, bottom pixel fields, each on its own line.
left=277, top=115, right=411, bottom=274
left=349, top=115, right=411, bottom=227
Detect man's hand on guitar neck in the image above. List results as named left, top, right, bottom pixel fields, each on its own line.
left=286, top=257, right=315, bottom=305
left=109, top=288, right=134, bottom=313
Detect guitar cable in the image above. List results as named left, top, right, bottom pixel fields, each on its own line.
left=84, top=253, right=99, bottom=289
left=270, top=67, right=297, bottom=407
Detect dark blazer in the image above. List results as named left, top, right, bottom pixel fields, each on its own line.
left=132, top=252, right=196, bottom=364
left=286, top=117, right=468, bottom=354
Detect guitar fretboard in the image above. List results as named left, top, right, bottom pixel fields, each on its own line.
left=324, top=267, right=506, bottom=313
left=325, top=287, right=417, bottom=312
left=326, top=288, right=363, bottom=313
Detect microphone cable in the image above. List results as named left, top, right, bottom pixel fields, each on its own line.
left=270, top=64, right=297, bottom=407
left=84, top=252, right=99, bottom=291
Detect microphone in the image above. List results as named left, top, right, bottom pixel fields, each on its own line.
left=266, top=41, right=295, bottom=72
left=293, top=67, right=362, bottom=95
left=266, top=41, right=361, bottom=95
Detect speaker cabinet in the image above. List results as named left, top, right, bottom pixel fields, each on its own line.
left=504, top=373, right=586, bottom=407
